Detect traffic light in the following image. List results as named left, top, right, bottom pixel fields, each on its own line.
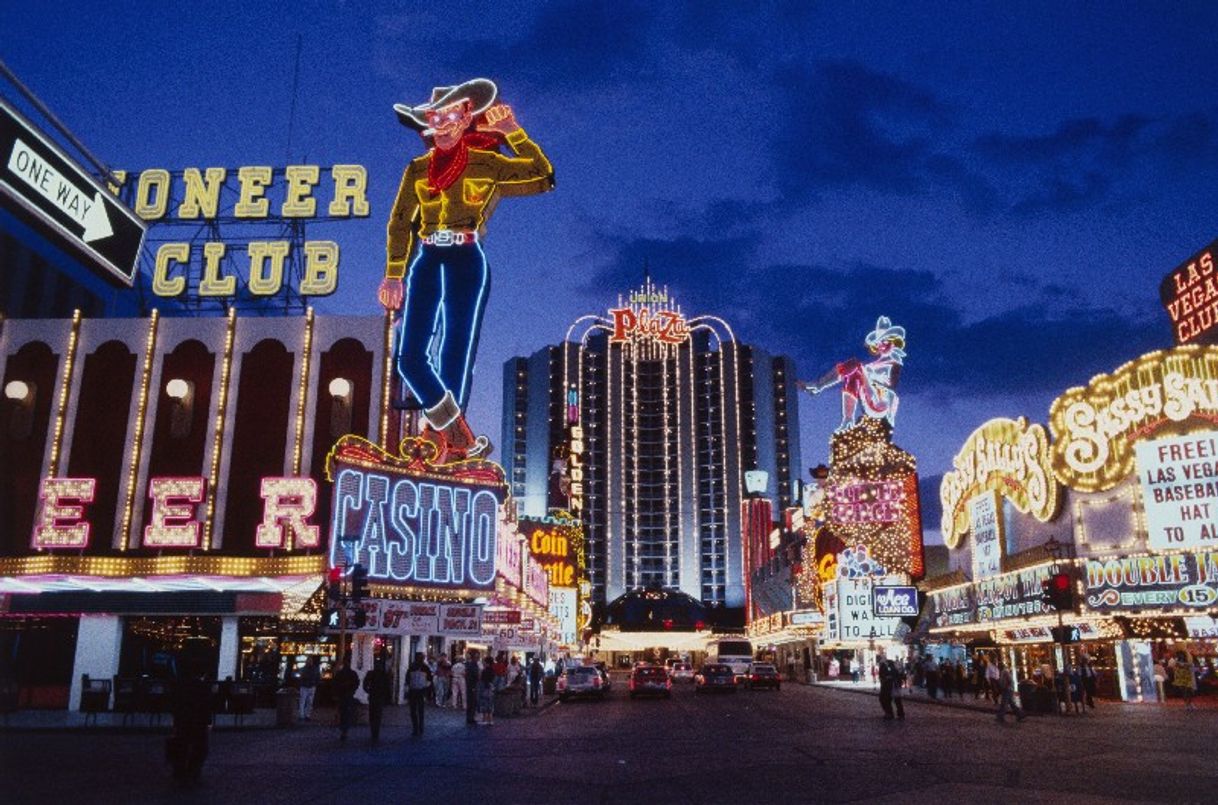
left=352, top=608, right=368, bottom=629
left=351, top=564, right=370, bottom=603
left=326, top=566, right=343, bottom=607
left=1041, top=571, right=1074, bottom=612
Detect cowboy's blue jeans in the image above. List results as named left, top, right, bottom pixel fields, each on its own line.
left=396, top=243, right=489, bottom=411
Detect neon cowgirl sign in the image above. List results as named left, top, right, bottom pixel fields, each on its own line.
left=329, top=466, right=501, bottom=591
left=31, top=476, right=318, bottom=550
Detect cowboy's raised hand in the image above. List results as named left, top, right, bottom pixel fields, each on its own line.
left=478, top=104, right=521, bottom=135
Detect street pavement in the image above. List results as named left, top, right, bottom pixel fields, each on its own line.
left=3, top=679, right=1216, bottom=804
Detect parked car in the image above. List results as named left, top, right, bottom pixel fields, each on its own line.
left=694, top=663, right=737, bottom=694
left=747, top=662, right=781, bottom=690
left=629, top=664, right=672, bottom=698
left=671, top=662, right=695, bottom=683
left=558, top=666, right=606, bottom=701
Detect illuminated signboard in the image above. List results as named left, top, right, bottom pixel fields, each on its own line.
left=496, top=525, right=523, bottom=589
left=1160, top=237, right=1218, bottom=345
left=606, top=286, right=690, bottom=346
left=329, top=600, right=482, bottom=637
left=928, top=584, right=976, bottom=628
left=872, top=585, right=918, bottom=617
left=1084, top=551, right=1218, bottom=612
left=828, top=478, right=903, bottom=524
left=833, top=577, right=901, bottom=641
left=1049, top=345, right=1218, bottom=492
left=549, top=586, right=577, bottom=645
left=523, top=554, right=550, bottom=608
left=329, top=464, right=502, bottom=592
left=1135, top=432, right=1218, bottom=551
left=519, top=514, right=582, bottom=588
left=115, top=164, right=370, bottom=299
left=30, top=474, right=315, bottom=550
left=969, top=491, right=1003, bottom=581
left=976, top=564, right=1052, bottom=622
left=939, top=417, right=1057, bottom=549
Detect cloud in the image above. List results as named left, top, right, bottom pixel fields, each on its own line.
left=583, top=231, right=1167, bottom=398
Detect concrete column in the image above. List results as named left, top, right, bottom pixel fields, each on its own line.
left=69, top=615, right=123, bottom=711
left=216, top=616, right=240, bottom=681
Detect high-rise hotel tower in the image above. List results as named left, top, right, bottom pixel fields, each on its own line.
left=502, top=281, right=801, bottom=609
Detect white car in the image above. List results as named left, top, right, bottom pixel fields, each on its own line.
left=670, top=662, right=695, bottom=682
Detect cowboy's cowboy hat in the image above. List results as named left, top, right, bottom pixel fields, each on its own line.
left=393, top=78, right=499, bottom=131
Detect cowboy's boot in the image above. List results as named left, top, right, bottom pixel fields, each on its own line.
left=423, top=392, right=492, bottom=461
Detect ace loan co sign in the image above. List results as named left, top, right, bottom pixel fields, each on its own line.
left=0, top=99, right=145, bottom=285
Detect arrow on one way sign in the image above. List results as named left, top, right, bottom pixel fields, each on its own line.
left=7, top=136, right=113, bottom=243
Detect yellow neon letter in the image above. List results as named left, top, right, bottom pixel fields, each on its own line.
left=134, top=169, right=170, bottom=220
left=300, top=241, right=339, bottom=295
left=281, top=165, right=320, bottom=218
left=176, top=167, right=227, bottom=219
left=256, top=477, right=320, bottom=548
left=153, top=242, right=191, bottom=296
left=32, top=477, right=95, bottom=549
left=247, top=241, right=290, bottom=295
left=198, top=241, right=235, bottom=296
left=234, top=166, right=272, bottom=218
left=328, top=165, right=370, bottom=217
left=144, top=477, right=205, bottom=548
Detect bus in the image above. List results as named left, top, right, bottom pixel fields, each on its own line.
left=706, top=638, right=753, bottom=680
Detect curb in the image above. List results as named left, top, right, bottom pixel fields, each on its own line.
left=811, top=682, right=1001, bottom=715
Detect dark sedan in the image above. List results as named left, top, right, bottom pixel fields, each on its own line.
left=747, top=662, right=781, bottom=690
left=694, top=663, right=737, bottom=694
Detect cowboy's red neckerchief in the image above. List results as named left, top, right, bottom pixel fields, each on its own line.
left=428, top=131, right=503, bottom=193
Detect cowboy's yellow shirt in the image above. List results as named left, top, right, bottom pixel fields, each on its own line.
left=384, top=128, right=554, bottom=278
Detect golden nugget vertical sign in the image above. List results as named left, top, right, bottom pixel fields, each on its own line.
left=115, top=165, right=370, bottom=299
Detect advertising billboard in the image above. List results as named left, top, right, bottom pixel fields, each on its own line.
left=1084, top=551, right=1218, bottom=613
left=1160, top=237, right=1218, bottom=345
left=1135, top=432, right=1218, bottom=551
left=970, top=490, right=1003, bottom=581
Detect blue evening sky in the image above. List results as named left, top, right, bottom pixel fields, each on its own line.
left=5, top=1, right=1218, bottom=541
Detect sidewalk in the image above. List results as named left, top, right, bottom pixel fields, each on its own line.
left=811, top=678, right=1218, bottom=715
left=0, top=691, right=559, bottom=732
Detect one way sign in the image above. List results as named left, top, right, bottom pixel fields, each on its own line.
left=0, top=99, right=144, bottom=287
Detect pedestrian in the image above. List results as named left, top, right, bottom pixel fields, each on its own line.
left=435, top=655, right=452, bottom=707
left=1069, top=664, right=1084, bottom=714
left=1054, top=663, right=1070, bottom=715
left=363, top=657, right=393, bottom=743
left=167, top=653, right=213, bottom=784
left=494, top=652, right=509, bottom=690
left=528, top=656, right=544, bottom=706
left=828, top=657, right=840, bottom=680
left=479, top=655, right=497, bottom=725
left=1153, top=658, right=1167, bottom=703
left=451, top=656, right=467, bottom=710
left=995, top=659, right=1026, bottom=723
left=878, top=659, right=896, bottom=719
left=297, top=656, right=320, bottom=721
left=955, top=659, right=968, bottom=698
left=890, top=661, right=906, bottom=720
left=925, top=656, right=939, bottom=699
left=465, top=650, right=481, bottom=724
left=1172, top=650, right=1197, bottom=710
left=406, top=652, right=433, bottom=736
left=1080, top=656, right=1098, bottom=709
left=973, top=656, right=987, bottom=700
left=333, top=656, right=360, bottom=742
left=985, top=655, right=1000, bottom=701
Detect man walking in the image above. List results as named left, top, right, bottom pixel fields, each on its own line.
left=451, top=656, right=467, bottom=710
left=878, top=658, right=896, bottom=720
left=528, top=657, right=543, bottom=706
left=995, top=659, right=1026, bottom=723
left=363, top=657, right=392, bottom=744
left=464, top=649, right=480, bottom=725
left=406, top=652, right=433, bottom=736
left=333, top=657, right=360, bottom=742
left=297, top=656, right=319, bottom=721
